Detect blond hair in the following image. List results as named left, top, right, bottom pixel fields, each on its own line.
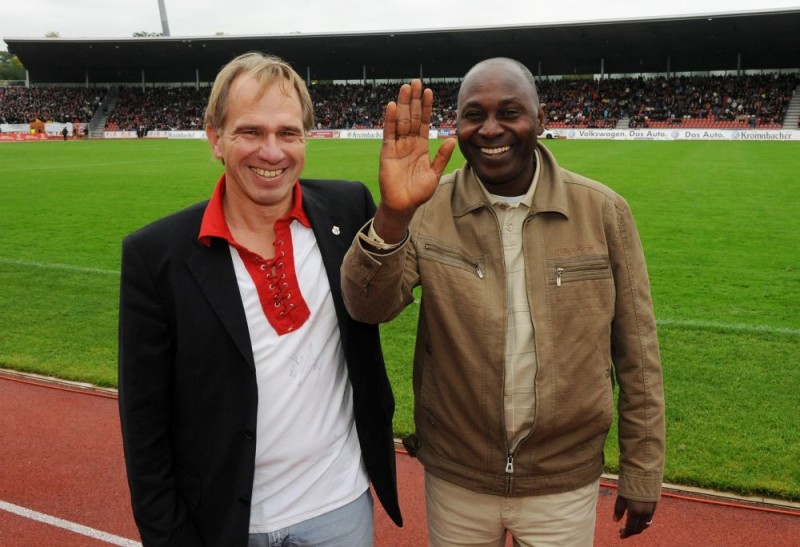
left=204, top=52, right=314, bottom=131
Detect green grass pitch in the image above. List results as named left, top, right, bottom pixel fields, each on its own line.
left=1, top=137, right=798, bottom=500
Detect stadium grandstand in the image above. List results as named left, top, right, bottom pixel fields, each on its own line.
left=2, top=8, right=799, bottom=138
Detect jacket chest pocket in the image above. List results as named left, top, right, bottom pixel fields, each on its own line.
left=546, top=255, right=614, bottom=316
left=415, top=238, right=486, bottom=318
left=548, top=255, right=611, bottom=287
left=418, top=239, right=485, bottom=279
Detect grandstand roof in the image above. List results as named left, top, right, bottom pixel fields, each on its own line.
left=5, top=9, right=799, bottom=84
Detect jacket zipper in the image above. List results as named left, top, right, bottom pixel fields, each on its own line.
left=505, top=451, right=515, bottom=495
left=555, top=263, right=608, bottom=287
left=503, top=214, right=536, bottom=496
left=423, top=243, right=484, bottom=278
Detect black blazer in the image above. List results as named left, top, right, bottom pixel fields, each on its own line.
left=118, top=179, right=401, bottom=546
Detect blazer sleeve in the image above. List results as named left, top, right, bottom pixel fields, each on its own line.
left=118, top=235, right=202, bottom=545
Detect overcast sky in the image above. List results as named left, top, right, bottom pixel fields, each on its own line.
left=2, top=0, right=799, bottom=52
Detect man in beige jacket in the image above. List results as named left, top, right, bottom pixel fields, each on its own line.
left=342, top=57, right=665, bottom=546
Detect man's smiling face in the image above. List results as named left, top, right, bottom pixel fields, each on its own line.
left=206, top=73, right=306, bottom=216
left=456, top=60, right=544, bottom=197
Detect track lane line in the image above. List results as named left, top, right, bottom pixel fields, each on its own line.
left=0, top=500, right=141, bottom=546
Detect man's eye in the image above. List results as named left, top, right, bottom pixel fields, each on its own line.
left=502, top=109, right=520, bottom=117
left=463, top=111, right=483, bottom=120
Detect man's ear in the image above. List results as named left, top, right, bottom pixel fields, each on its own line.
left=206, top=125, right=223, bottom=160
left=536, top=104, right=547, bottom=135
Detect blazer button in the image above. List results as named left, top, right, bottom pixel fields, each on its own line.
left=244, top=430, right=255, bottom=440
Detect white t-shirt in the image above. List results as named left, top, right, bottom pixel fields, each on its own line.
left=229, top=220, right=368, bottom=533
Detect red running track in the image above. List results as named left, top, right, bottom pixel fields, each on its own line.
left=1, top=371, right=799, bottom=546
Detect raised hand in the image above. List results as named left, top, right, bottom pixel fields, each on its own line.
left=374, top=80, right=455, bottom=242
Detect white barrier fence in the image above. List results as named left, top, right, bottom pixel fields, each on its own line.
left=550, top=128, right=800, bottom=141
left=0, top=122, right=87, bottom=139
left=3, top=127, right=799, bottom=142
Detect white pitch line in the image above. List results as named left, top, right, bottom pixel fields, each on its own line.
left=3, top=257, right=797, bottom=337
left=411, top=300, right=797, bottom=337
left=0, top=500, right=141, bottom=546
left=0, top=257, right=118, bottom=276
left=656, top=317, right=800, bottom=337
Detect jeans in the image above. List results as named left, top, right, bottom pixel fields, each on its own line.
left=248, top=489, right=374, bottom=547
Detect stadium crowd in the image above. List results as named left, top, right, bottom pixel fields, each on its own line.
left=620, top=73, right=799, bottom=129
left=1, top=73, right=798, bottom=132
left=105, top=87, right=206, bottom=134
left=0, top=86, right=103, bottom=125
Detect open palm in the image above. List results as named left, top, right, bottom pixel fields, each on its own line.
left=378, top=80, right=456, bottom=216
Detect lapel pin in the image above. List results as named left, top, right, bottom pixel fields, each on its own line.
left=332, top=226, right=341, bottom=235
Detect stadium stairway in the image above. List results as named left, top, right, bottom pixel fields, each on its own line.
left=89, top=86, right=119, bottom=139
left=616, top=116, right=630, bottom=129
left=782, top=85, right=800, bottom=129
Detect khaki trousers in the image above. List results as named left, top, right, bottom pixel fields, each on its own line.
left=425, top=472, right=599, bottom=547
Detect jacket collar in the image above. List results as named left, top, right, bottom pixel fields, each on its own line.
left=451, top=143, right=569, bottom=219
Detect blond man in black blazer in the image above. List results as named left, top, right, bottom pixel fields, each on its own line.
left=118, top=52, right=401, bottom=546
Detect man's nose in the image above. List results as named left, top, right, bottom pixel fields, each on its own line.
left=257, top=134, right=285, bottom=162
left=478, top=116, right=502, bottom=138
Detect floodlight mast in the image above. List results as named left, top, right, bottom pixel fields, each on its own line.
left=158, top=0, right=171, bottom=36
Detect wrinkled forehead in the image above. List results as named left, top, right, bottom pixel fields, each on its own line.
left=233, top=73, right=297, bottom=102
left=457, top=62, right=537, bottom=109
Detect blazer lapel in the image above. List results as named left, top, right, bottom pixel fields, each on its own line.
left=302, top=185, right=366, bottom=385
left=302, top=186, right=351, bottom=307
left=179, top=186, right=355, bottom=376
left=185, top=239, right=255, bottom=372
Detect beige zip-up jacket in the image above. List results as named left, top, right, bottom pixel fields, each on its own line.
left=342, top=144, right=665, bottom=502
